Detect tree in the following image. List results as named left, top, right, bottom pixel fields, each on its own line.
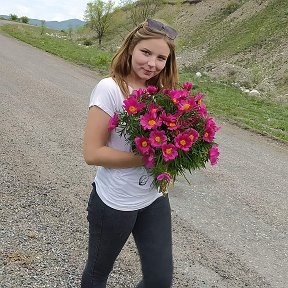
left=67, top=25, right=73, bottom=40
left=9, top=14, right=18, bottom=21
left=84, top=0, right=114, bottom=46
left=40, top=20, right=46, bottom=35
left=20, top=16, right=29, bottom=24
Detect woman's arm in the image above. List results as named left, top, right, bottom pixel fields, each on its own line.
left=83, top=106, right=143, bottom=168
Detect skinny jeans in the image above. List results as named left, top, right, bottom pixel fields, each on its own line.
left=81, top=182, right=173, bottom=288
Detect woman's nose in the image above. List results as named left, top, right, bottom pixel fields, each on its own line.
left=147, top=57, right=156, bottom=67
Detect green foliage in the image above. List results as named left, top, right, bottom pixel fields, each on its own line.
left=83, top=39, right=93, bottom=46
left=221, top=1, right=242, bottom=16
left=40, top=20, right=46, bottom=35
left=84, top=0, right=114, bottom=45
left=9, top=14, right=18, bottom=21
left=180, top=71, right=288, bottom=141
left=207, top=0, right=288, bottom=59
left=20, top=16, right=29, bottom=24
left=0, top=24, right=112, bottom=71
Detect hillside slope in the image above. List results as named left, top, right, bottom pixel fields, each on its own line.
left=108, top=0, right=288, bottom=102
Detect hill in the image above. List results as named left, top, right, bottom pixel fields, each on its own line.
left=0, top=15, right=85, bottom=30
left=106, top=0, right=288, bottom=102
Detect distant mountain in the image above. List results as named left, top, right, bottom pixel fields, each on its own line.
left=0, top=15, right=85, bottom=30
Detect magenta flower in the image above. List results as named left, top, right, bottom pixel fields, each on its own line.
left=148, top=103, right=162, bottom=116
left=157, top=172, right=172, bottom=181
left=142, top=148, right=155, bottom=168
left=197, top=102, right=208, bottom=118
left=168, top=89, right=184, bottom=104
left=149, top=130, right=167, bottom=148
left=146, top=85, right=158, bottom=94
left=123, top=96, right=145, bottom=115
left=185, top=128, right=199, bottom=144
left=203, top=128, right=215, bottom=142
left=174, top=133, right=193, bottom=151
left=183, top=82, right=193, bottom=91
left=177, top=97, right=196, bottom=112
left=206, top=117, right=220, bottom=132
left=134, top=136, right=150, bottom=155
left=209, top=144, right=220, bottom=165
left=131, top=88, right=146, bottom=98
left=161, top=111, right=180, bottom=130
left=108, top=112, right=119, bottom=132
left=162, top=143, right=178, bottom=162
left=140, top=113, right=162, bottom=130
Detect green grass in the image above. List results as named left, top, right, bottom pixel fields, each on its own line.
left=1, top=23, right=287, bottom=142
left=1, top=24, right=112, bottom=71
left=180, top=72, right=288, bottom=142
left=179, top=0, right=288, bottom=60
left=206, top=0, right=288, bottom=60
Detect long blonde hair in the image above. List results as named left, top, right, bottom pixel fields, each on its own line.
left=110, top=20, right=178, bottom=98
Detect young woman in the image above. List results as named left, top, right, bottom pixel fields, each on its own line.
left=81, top=19, right=179, bottom=288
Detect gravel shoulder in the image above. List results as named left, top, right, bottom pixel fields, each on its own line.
left=1, top=31, right=287, bottom=288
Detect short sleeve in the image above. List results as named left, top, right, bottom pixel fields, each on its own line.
left=89, top=78, right=118, bottom=117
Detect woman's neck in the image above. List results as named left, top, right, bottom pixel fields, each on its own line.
left=125, top=75, right=146, bottom=90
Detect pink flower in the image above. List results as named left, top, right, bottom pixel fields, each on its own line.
left=168, top=89, right=185, bottom=104
left=140, top=113, right=162, bottom=130
left=143, top=148, right=155, bottom=168
left=148, top=103, right=162, bottom=116
left=162, top=143, right=178, bottom=162
left=206, top=117, right=220, bottom=132
left=135, top=136, right=150, bottom=155
left=203, top=128, right=215, bottom=142
left=209, top=144, right=220, bottom=165
left=146, top=85, right=158, bottom=94
left=108, top=112, right=119, bottom=132
left=157, top=172, right=172, bottom=181
left=123, top=96, right=145, bottom=115
left=162, top=88, right=169, bottom=95
left=131, top=88, right=146, bottom=98
left=149, top=130, right=167, bottom=148
left=194, top=92, right=205, bottom=103
left=197, top=103, right=208, bottom=118
left=183, top=82, right=193, bottom=91
left=177, top=98, right=196, bottom=112
left=185, top=128, right=199, bottom=144
left=161, top=111, right=180, bottom=130
left=174, top=133, right=193, bottom=151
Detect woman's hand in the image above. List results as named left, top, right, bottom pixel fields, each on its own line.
left=83, top=106, right=143, bottom=168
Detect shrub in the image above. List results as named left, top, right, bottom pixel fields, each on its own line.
left=10, top=14, right=18, bottom=21
left=222, top=2, right=241, bottom=16
left=20, top=16, right=29, bottom=24
left=83, top=39, right=93, bottom=46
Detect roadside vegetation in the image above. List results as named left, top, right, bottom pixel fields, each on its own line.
left=1, top=0, right=287, bottom=142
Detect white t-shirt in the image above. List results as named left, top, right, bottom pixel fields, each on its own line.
left=89, top=77, right=161, bottom=211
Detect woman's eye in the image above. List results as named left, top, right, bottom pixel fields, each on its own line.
left=141, top=50, right=150, bottom=55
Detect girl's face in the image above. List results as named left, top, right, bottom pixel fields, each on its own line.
left=129, top=38, right=170, bottom=85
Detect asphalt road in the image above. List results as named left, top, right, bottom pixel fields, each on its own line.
left=1, top=26, right=287, bottom=288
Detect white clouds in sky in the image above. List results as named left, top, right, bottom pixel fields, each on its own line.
left=0, top=0, right=92, bottom=21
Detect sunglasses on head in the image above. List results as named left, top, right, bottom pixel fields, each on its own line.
left=146, top=19, right=178, bottom=40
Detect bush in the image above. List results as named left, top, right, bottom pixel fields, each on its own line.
left=83, top=39, right=93, bottom=46
left=20, top=16, right=29, bottom=24
left=222, top=2, right=241, bottom=16
left=10, top=14, right=18, bottom=21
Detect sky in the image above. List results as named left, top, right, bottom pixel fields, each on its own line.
left=0, top=0, right=121, bottom=21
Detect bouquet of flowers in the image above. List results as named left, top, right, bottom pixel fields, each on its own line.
left=108, top=82, right=220, bottom=195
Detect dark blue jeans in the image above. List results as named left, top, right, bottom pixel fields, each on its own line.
left=81, top=183, right=173, bottom=288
